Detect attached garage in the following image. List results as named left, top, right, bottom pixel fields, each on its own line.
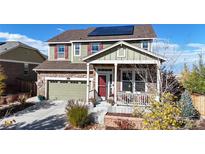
left=48, top=80, right=87, bottom=101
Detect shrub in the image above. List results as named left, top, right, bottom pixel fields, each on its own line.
left=181, top=54, right=205, bottom=94
left=18, top=94, right=29, bottom=103
left=132, top=105, right=145, bottom=118
left=143, top=93, right=184, bottom=130
left=115, top=119, right=135, bottom=130
left=0, top=65, right=6, bottom=96
left=66, top=100, right=92, bottom=128
left=178, top=90, right=199, bottom=119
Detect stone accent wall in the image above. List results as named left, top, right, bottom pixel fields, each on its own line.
left=36, top=71, right=94, bottom=97
left=104, top=114, right=143, bottom=130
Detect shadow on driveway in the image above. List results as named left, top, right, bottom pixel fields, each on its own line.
left=1, top=114, right=67, bottom=130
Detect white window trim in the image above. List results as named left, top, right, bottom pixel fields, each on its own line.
left=120, top=68, right=148, bottom=93
left=24, top=63, right=29, bottom=76
left=117, top=47, right=126, bottom=58
left=91, top=43, right=100, bottom=53
left=141, top=41, right=150, bottom=51
left=74, top=43, right=81, bottom=57
left=57, top=45, right=65, bottom=60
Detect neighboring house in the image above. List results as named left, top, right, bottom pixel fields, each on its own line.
left=34, top=25, right=165, bottom=105
left=0, top=41, right=46, bottom=95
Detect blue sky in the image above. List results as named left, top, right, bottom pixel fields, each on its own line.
left=0, top=24, right=205, bottom=74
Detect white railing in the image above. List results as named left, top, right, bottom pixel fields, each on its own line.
left=117, top=92, right=149, bottom=106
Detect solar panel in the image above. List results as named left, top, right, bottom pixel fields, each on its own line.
left=88, top=25, right=134, bottom=36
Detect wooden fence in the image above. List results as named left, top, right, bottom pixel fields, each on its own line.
left=16, top=79, right=37, bottom=96
left=191, top=94, right=205, bottom=116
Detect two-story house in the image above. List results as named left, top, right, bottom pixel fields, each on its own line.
left=0, top=41, right=46, bottom=95
left=34, top=25, right=165, bottom=105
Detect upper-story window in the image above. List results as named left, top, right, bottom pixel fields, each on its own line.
left=142, top=41, right=149, bottom=50
left=74, top=43, right=81, bottom=56
left=91, top=43, right=100, bottom=53
left=58, top=45, right=65, bottom=58
left=24, top=63, right=29, bottom=75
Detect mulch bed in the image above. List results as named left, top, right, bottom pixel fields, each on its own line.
left=0, top=102, right=34, bottom=118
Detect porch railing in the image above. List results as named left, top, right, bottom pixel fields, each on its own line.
left=117, top=92, right=149, bottom=106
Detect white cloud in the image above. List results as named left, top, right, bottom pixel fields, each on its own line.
left=0, top=32, right=48, bottom=55
left=153, top=39, right=205, bottom=73
left=57, top=28, right=64, bottom=33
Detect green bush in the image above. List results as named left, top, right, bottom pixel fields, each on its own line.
left=181, top=54, right=205, bottom=94
left=178, top=90, right=199, bottom=118
left=143, top=93, right=184, bottom=130
left=66, top=100, right=92, bottom=128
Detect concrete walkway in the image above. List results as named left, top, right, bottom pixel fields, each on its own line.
left=0, top=100, right=68, bottom=130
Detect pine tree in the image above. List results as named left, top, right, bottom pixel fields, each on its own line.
left=0, top=65, right=6, bottom=96
left=179, top=90, right=199, bottom=118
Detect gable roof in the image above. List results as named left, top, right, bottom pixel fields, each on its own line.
left=83, top=41, right=166, bottom=62
left=0, top=41, right=46, bottom=60
left=48, top=25, right=156, bottom=43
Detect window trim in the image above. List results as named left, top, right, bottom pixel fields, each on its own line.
left=117, top=47, right=126, bottom=58
left=141, top=41, right=149, bottom=51
left=74, top=43, right=81, bottom=57
left=57, top=45, right=65, bottom=59
left=120, top=68, right=147, bottom=93
left=91, top=43, right=100, bottom=53
left=24, top=63, right=29, bottom=75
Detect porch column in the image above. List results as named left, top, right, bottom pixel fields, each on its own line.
left=114, top=63, right=118, bottom=103
left=86, top=63, right=90, bottom=103
left=156, top=61, right=161, bottom=101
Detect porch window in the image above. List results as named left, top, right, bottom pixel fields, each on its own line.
left=91, top=43, right=100, bottom=53
left=122, top=71, right=133, bottom=92
left=74, top=43, right=81, bottom=56
left=57, top=45, right=65, bottom=58
left=135, top=70, right=146, bottom=92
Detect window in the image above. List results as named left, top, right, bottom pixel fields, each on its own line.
left=135, top=70, right=146, bottom=92
left=117, top=47, right=126, bottom=57
left=91, top=43, right=100, bottom=53
left=24, top=63, right=29, bottom=75
left=58, top=45, right=65, bottom=58
left=142, top=41, right=149, bottom=50
left=122, top=71, right=133, bottom=92
left=74, top=43, right=81, bottom=56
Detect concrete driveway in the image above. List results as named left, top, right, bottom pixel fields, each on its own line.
left=0, top=100, right=68, bottom=130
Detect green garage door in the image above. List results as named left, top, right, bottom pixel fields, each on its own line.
left=48, top=80, right=87, bottom=101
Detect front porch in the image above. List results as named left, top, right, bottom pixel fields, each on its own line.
left=83, top=41, right=164, bottom=106
left=86, top=63, right=161, bottom=106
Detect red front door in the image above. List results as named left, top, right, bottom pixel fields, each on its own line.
left=98, top=75, right=106, bottom=97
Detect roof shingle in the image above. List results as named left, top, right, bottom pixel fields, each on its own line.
left=48, top=25, right=156, bottom=42
left=34, top=60, right=93, bottom=71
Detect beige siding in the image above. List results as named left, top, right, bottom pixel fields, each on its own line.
left=49, top=40, right=152, bottom=62
left=0, top=47, right=45, bottom=63
left=49, top=44, right=71, bottom=61
left=89, top=45, right=155, bottom=61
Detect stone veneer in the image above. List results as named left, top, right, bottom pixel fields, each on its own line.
left=36, top=71, right=94, bottom=97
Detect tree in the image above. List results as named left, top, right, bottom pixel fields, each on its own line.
left=181, top=54, right=205, bottom=94
left=0, top=65, right=7, bottom=96
left=179, top=90, right=199, bottom=118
